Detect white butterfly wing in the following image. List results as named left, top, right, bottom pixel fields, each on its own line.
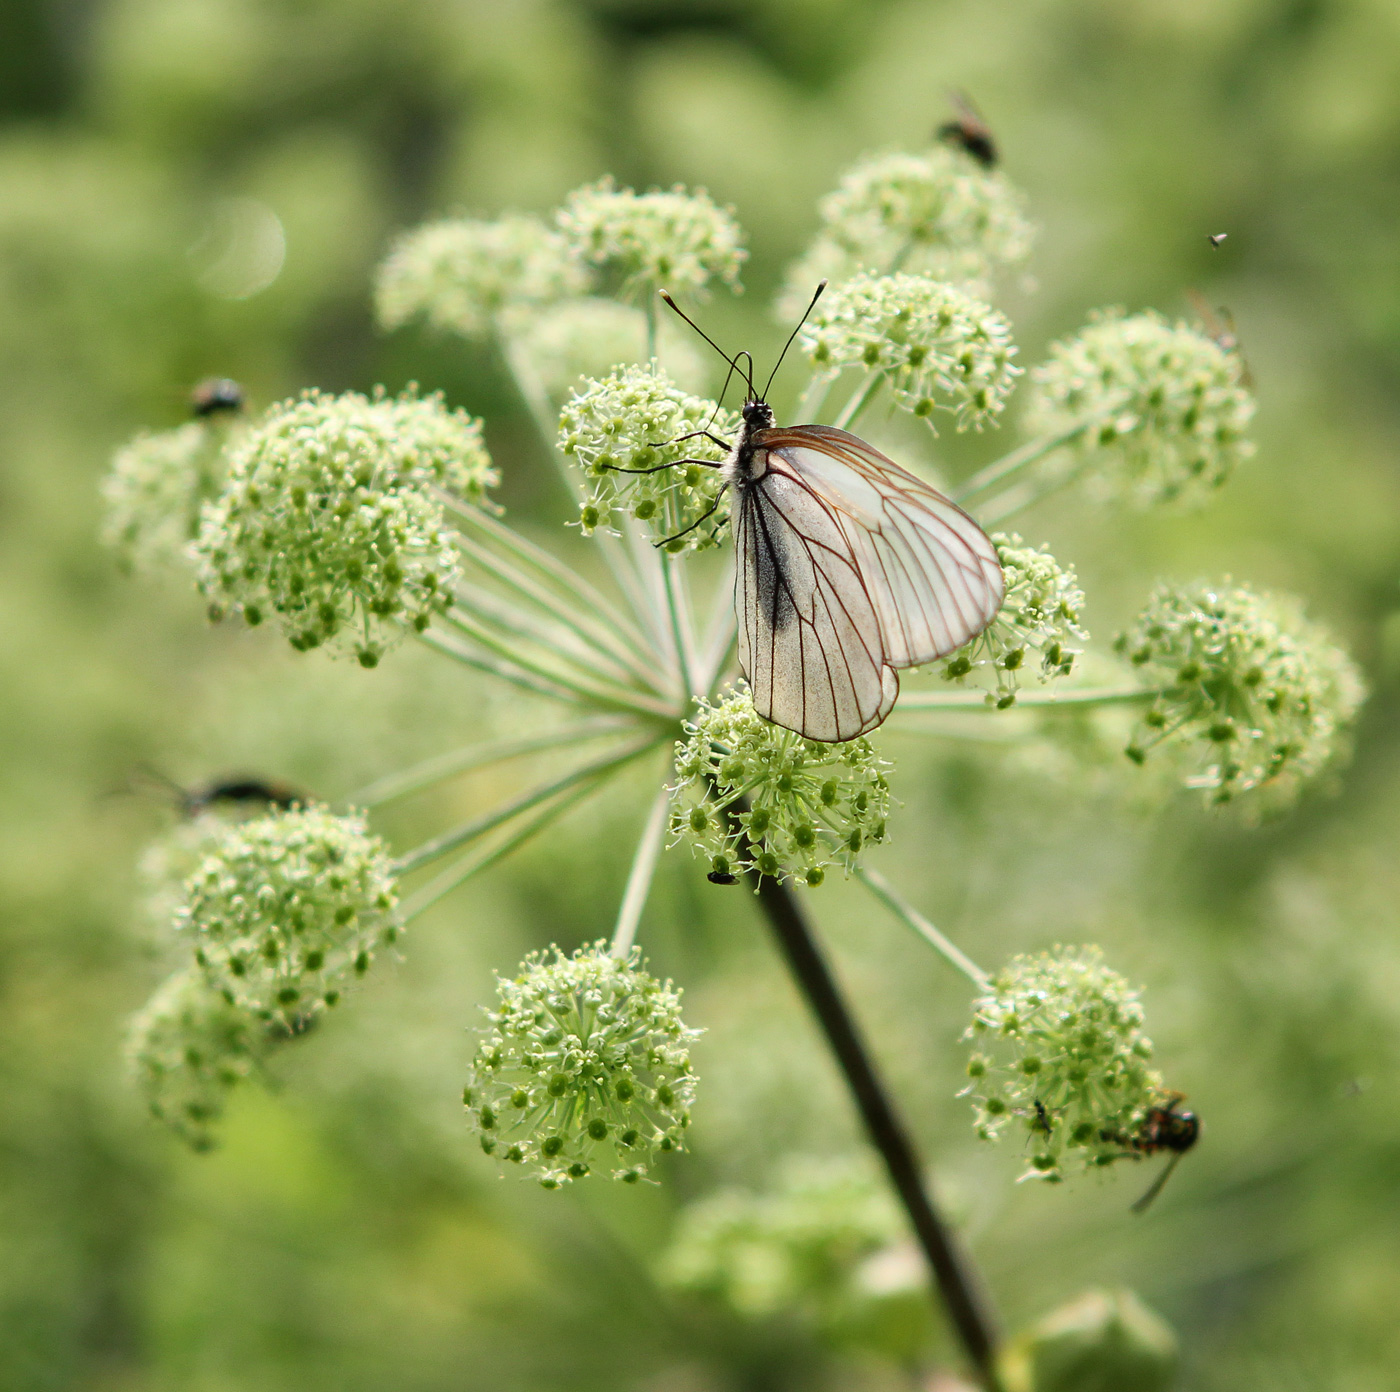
left=735, top=469, right=899, bottom=742
left=762, top=425, right=1005, bottom=669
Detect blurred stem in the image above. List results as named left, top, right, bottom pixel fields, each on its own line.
left=392, top=737, right=660, bottom=875
left=739, top=848, right=1003, bottom=1391
left=856, top=866, right=990, bottom=990
left=834, top=373, right=884, bottom=431
left=953, top=416, right=1106, bottom=505
left=609, top=779, right=672, bottom=958
left=660, top=553, right=699, bottom=700
left=645, top=292, right=659, bottom=360
left=894, top=683, right=1159, bottom=710
left=417, top=626, right=602, bottom=706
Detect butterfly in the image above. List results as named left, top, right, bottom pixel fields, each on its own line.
left=647, top=285, right=1005, bottom=743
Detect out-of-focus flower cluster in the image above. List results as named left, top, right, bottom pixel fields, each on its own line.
left=195, top=389, right=496, bottom=668
left=463, top=943, right=699, bottom=1187
left=101, top=421, right=227, bottom=572
left=933, top=534, right=1086, bottom=706
left=671, top=688, right=891, bottom=887
left=560, top=365, right=738, bottom=553
left=801, top=271, right=1020, bottom=430
left=1025, top=310, right=1256, bottom=507
left=961, top=946, right=1163, bottom=1180
left=780, top=147, right=1035, bottom=316
left=374, top=214, right=587, bottom=339
left=1117, top=581, right=1366, bottom=809
left=556, top=178, right=746, bottom=298
left=661, top=1158, right=928, bottom=1355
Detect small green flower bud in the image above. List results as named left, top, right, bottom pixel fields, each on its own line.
left=800, top=273, right=1020, bottom=431
left=779, top=146, right=1035, bottom=316
left=174, top=806, right=399, bottom=1030
left=1001, top=1289, right=1177, bottom=1392
left=125, top=970, right=269, bottom=1150
left=556, top=178, right=746, bottom=298
left=1115, top=581, right=1365, bottom=810
left=463, top=943, right=700, bottom=1185
left=101, top=422, right=229, bottom=573
left=961, top=947, right=1170, bottom=1179
left=936, top=534, right=1088, bottom=700
left=670, top=687, right=892, bottom=885
left=374, top=214, right=588, bottom=339
left=194, top=390, right=495, bottom=662
left=560, top=365, right=738, bottom=553
left=1024, top=309, right=1256, bottom=507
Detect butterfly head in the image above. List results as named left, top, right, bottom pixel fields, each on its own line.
left=742, top=400, right=775, bottom=431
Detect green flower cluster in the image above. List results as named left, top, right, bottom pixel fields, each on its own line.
left=556, top=177, right=747, bottom=298
left=780, top=146, right=1035, bottom=315
left=1117, top=581, right=1366, bottom=809
left=1003, top=1289, right=1178, bottom=1392
left=1025, top=310, right=1256, bottom=507
left=935, top=534, right=1086, bottom=706
left=101, top=421, right=227, bottom=572
left=125, top=970, right=272, bottom=1151
left=194, top=389, right=496, bottom=667
left=559, top=365, right=738, bottom=553
left=463, top=943, right=699, bottom=1187
left=671, top=688, right=891, bottom=886
left=801, top=272, right=1020, bottom=430
left=177, top=806, right=400, bottom=1030
left=374, top=214, right=587, bottom=339
left=962, top=946, right=1163, bottom=1180
left=660, top=1159, right=916, bottom=1338
left=517, top=297, right=706, bottom=402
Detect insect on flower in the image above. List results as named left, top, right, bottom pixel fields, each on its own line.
left=936, top=91, right=999, bottom=169
left=1118, top=1093, right=1201, bottom=1213
left=127, top=764, right=306, bottom=818
left=636, top=285, right=1005, bottom=742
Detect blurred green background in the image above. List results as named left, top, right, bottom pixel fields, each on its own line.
left=5, top=0, right=1400, bottom=1387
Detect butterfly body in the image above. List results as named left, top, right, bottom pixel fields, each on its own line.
left=719, top=400, right=1004, bottom=742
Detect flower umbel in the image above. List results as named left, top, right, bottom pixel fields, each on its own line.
left=463, top=943, right=699, bottom=1187
left=801, top=272, right=1020, bottom=430
left=1025, top=310, right=1256, bottom=507
left=126, top=969, right=268, bottom=1150
left=560, top=365, right=738, bottom=553
left=934, top=534, right=1086, bottom=705
left=374, top=214, right=588, bottom=339
left=780, top=146, right=1034, bottom=315
left=177, top=806, right=400, bottom=1029
left=556, top=178, right=747, bottom=298
left=194, top=389, right=495, bottom=667
left=672, top=688, right=891, bottom=886
left=961, top=946, right=1163, bottom=1180
left=1116, top=581, right=1366, bottom=808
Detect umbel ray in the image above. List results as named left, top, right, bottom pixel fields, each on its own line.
left=605, top=283, right=1006, bottom=743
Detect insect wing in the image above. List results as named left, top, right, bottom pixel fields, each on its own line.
left=761, top=426, right=1005, bottom=670
left=736, top=471, right=898, bottom=742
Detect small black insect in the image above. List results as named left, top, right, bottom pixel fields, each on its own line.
left=1032, top=1099, right=1054, bottom=1136
left=937, top=91, right=998, bottom=169
left=1207, top=232, right=1228, bottom=249
left=127, top=764, right=305, bottom=818
left=191, top=377, right=246, bottom=418
left=707, top=870, right=739, bottom=886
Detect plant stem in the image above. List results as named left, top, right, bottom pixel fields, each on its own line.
left=660, top=553, right=698, bottom=700
left=893, top=683, right=1159, bottom=711
left=856, top=866, right=990, bottom=990
left=738, top=849, right=1002, bottom=1388
left=610, top=780, right=672, bottom=957
left=645, top=292, right=659, bottom=361
left=953, top=416, right=1105, bottom=505
left=833, top=373, right=885, bottom=431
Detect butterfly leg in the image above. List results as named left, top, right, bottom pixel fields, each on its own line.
left=645, top=430, right=731, bottom=451
left=600, top=458, right=721, bottom=475
left=654, top=484, right=730, bottom=548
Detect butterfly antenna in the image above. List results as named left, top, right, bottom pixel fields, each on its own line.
left=658, top=290, right=754, bottom=397
left=761, top=280, right=827, bottom=402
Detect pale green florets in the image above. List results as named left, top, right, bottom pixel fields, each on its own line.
left=671, top=688, right=891, bottom=886
left=126, top=969, right=268, bottom=1151
left=101, top=421, right=226, bottom=572
left=934, top=534, right=1087, bottom=706
left=556, top=178, right=747, bottom=298
left=1116, top=581, right=1366, bottom=809
left=1024, top=310, right=1256, bottom=507
left=177, top=806, right=400, bottom=1030
left=801, top=272, right=1020, bottom=430
left=373, top=214, right=588, bottom=339
left=463, top=943, right=699, bottom=1187
left=194, top=389, right=495, bottom=667
left=515, top=297, right=707, bottom=401
left=559, top=365, right=739, bottom=553
left=660, top=1158, right=914, bottom=1335
left=962, top=947, right=1163, bottom=1181
left=780, top=146, right=1035, bottom=315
